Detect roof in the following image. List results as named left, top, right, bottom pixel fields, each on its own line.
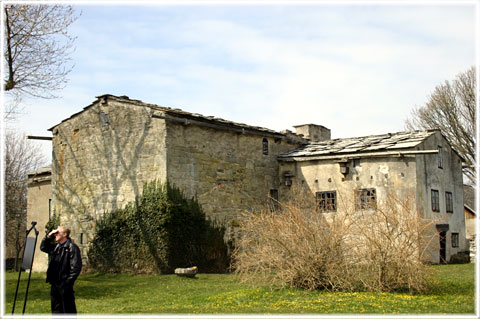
left=464, top=184, right=476, bottom=212
left=27, top=165, right=52, bottom=177
left=49, top=94, right=287, bottom=138
left=278, top=130, right=438, bottom=160
left=27, top=165, right=52, bottom=184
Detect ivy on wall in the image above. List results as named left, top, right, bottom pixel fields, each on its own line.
left=88, top=180, right=231, bottom=274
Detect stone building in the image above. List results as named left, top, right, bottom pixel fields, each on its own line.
left=27, top=94, right=467, bottom=269
left=277, top=130, right=467, bottom=263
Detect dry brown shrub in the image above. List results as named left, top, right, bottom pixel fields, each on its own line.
left=232, top=185, right=355, bottom=291
left=232, top=186, right=437, bottom=293
left=349, top=190, right=438, bottom=292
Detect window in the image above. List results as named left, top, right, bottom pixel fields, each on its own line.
left=262, top=138, right=268, bottom=155
left=353, top=159, right=361, bottom=167
left=431, top=189, right=440, bottom=212
left=269, top=189, right=279, bottom=211
left=451, top=233, right=459, bottom=248
left=438, top=146, right=443, bottom=168
left=48, top=199, right=52, bottom=219
left=445, top=192, right=453, bottom=213
left=355, top=188, right=376, bottom=210
left=316, top=191, right=337, bottom=212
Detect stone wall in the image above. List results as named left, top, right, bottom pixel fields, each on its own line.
left=164, top=119, right=302, bottom=233
left=51, top=96, right=168, bottom=252
left=50, top=95, right=305, bottom=251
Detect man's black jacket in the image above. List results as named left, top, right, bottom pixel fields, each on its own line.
left=40, top=236, right=82, bottom=286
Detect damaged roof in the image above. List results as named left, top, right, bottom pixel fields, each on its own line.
left=49, top=94, right=287, bottom=138
left=278, top=130, right=438, bottom=160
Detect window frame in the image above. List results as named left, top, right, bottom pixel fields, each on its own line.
left=316, top=191, right=337, bottom=212
left=451, top=232, right=459, bottom=248
left=431, top=189, right=440, bottom=212
left=445, top=191, right=453, bottom=214
left=355, top=188, right=377, bottom=210
left=438, top=146, right=443, bottom=169
left=262, top=138, right=269, bottom=155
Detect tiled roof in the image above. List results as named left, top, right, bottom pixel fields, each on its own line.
left=278, top=130, right=437, bottom=159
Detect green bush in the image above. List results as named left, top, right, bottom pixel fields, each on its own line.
left=88, top=180, right=230, bottom=274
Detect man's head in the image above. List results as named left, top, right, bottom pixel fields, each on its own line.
left=52, top=226, right=70, bottom=244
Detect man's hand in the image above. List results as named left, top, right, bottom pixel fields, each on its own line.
left=48, top=229, right=59, bottom=237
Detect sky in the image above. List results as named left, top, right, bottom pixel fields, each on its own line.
left=4, top=0, right=478, bottom=162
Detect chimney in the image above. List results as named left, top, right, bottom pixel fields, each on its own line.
left=293, top=124, right=331, bottom=142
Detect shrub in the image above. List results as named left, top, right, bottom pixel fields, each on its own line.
left=233, top=185, right=435, bottom=293
left=232, top=186, right=354, bottom=291
left=88, top=180, right=230, bottom=274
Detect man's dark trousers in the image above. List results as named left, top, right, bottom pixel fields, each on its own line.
left=51, top=284, right=77, bottom=314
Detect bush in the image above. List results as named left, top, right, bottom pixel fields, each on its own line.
left=232, top=186, right=434, bottom=293
left=88, top=180, right=230, bottom=274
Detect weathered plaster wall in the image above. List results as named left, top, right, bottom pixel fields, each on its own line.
left=51, top=97, right=168, bottom=250
left=416, top=132, right=466, bottom=262
left=26, top=178, right=51, bottom=272
left=279, top=156, right=417, bottom=207
left=164, top=120, right=301, bottom=232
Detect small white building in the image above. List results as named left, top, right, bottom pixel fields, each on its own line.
left=278, top=127, right=467, bottom=264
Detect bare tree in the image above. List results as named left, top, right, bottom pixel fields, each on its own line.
left=3, top=4, right=79, bottom=100
left=5, top=129, right=46, bottom=270
left=405, top=67, right=476, bottom=184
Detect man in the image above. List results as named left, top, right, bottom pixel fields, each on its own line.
left=40, top=226, right=82, bottom=314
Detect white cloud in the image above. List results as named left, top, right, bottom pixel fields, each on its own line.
left=12, top=3, right=476, bottom=160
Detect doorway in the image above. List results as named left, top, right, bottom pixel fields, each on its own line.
left=439, top=231, right=447, bottom=264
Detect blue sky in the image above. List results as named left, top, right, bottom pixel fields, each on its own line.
left=7, top=1, right=478, bottom=160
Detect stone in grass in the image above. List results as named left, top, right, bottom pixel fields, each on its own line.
left=174, top=266, right=198, bottom=278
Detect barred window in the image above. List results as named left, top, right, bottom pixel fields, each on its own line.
left=445, top=192, right=453, bottom=213
left=451, top=233, right=459, bottom=248
left=355, top=188, right=376, bottom=210
left=431, top=189, right=440, bottom=212
left=262, top=138, right=268, bottom=155
left=316, top=191, right=337, bottom=212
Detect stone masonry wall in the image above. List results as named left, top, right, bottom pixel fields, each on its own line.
left=51, top=97, right=168, bottom=252
left=164, top=120, right=302, bottom=234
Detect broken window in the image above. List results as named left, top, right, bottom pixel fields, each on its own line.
left=438, top=146, right=443, bottom=168
left=353, top=159, right=361, bottom=167
left=431, top=189, right=440, bottom=212
left=445, top=192, right=453, bottom=213
left=355, top=188, right=376, bottom=210
left=262, top=138, right=268, bottom=155
left=451, top=233, right=459, bottom=248
left=316, top=191, right=337, bottom=212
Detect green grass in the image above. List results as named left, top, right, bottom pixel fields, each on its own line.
left=5, top=263, right=475, bottom=315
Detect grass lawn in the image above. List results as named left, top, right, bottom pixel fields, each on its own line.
left=5, top=263, right=475, bottom=315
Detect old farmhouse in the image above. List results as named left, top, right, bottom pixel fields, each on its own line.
left=27, top=94, right=467, bottom=270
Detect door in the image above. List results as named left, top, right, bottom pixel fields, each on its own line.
left=439, top=231, right=447, bottom=264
